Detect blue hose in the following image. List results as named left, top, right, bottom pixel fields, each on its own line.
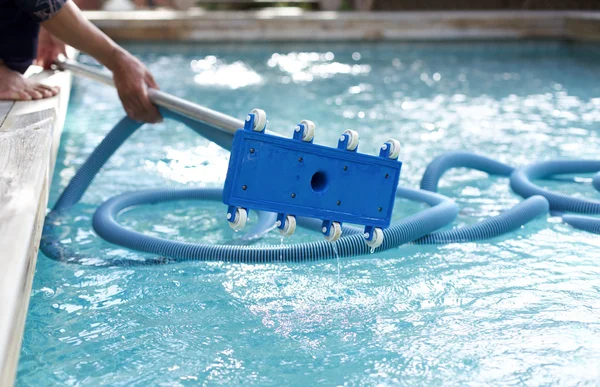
left=510, top=160, right=600, bottom=234
left=593, top=173, right=600, bottom=192
left=415, top=196, right=549, bottom=244
left=42, top=111, right=274, bottom=265
left=91, top=186, right=457, bottom=263
left=417, top=152, right=549, bottom=244
left=41, top=112, right=459, bottom=265
left=42, top=112, right=598, bottom=265
left=510, top=160, right=600, bottom=214
left=420, top=151, right=514, bottom=192
left=562, top=214, right=600, bottom=234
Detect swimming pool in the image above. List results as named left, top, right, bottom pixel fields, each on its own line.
left=18, top=41, right=600, bottom=384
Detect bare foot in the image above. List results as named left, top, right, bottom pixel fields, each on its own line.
left=0, top=63, right=59, bottom=101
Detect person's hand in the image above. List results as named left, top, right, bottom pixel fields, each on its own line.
left=38, top=1, right=161, bottom=123
left=36, top=27, right=67, bottom=69
left=111, top=50, right=162, bottom=124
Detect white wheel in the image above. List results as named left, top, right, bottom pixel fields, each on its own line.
left=365, top=227, right=384, bottom=249
left=251, top=108, right=267, bottom=132
left=279, top=215, right=296, bottom=237
left=384, top=138, right=401, bottom=159
left=299, top=120, right=315, bottom=142
left=228, top=208, right=248, bottom=231
left=324, top=222, right=342, bottom=242
left=343, top=129, right=359, bottom=151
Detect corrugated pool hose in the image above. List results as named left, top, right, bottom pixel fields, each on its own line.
left=41, top=113, right=598, bottom=265
left=41, top=112, right=458, bottom=265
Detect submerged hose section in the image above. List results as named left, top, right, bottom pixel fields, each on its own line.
left=43, top=109, right=598, bottom=265
left=41, top=112, right=275, bottom=265
left=41, top=113, right=459, bottom=265
left=593, top=173, right=600, bottom=192
left=510, top=160, right=600, bottom=213
left=92, top=187, right=458, bottom=263
left=417, top=152, right=549, bottom=244
left=510, top=160, right=600, bottom=234
left=415, top=196, right=549, bottom=244
left=420, top=151, right=515, bottom=192
left=562, top=215, right=600, bottom=234
left=53, top=117, right=144, bottom=209
left=52, top=109, right=233, bottom=209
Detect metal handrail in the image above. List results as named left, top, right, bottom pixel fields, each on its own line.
left=56, top=58, right=244, bottom=134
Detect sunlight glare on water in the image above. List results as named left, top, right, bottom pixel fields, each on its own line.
left=17, top=41, right=600, bottom=385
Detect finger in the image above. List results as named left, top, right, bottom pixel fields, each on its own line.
left=126, top=96, right=149, bottom=123
left=36, top=47, right=47, bottom=58
left=142, top=76, right=161, bottom=121
left=121, top=98, right=140, bottom=122
left=124, top=107, right=136, bottom=121
left=121, top=96, right=140, bottom=121
left=126, top=93, right=147, bottom=122
left=117, top=81, right=160, bottom=123
left=143, top=96, right=162, bottom=123
left=49, top=50, right=63, bottom=68
left=116, top=89, right=138, bottom=119
left=39, top=59, right=50, bottom=69
left=148, top=104, right=162, bottom=123
left=135, top=84, right=161, bottom=123
left=145, top=72, right=159, bottom=90
left=37, top=51, right=50, bottom=67
left=134, top=95, right=158, bottom=123
left=43, top=52, right=58, bottom=69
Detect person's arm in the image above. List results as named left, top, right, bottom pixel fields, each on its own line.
left=40, top=1, right=161, bottom=123
left=36, top=0, right=82, bottom=71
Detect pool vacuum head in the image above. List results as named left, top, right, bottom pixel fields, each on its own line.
left=222, top=109, right=402, bottom=249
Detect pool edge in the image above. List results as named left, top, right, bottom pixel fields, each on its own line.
left=0, top=69, right=72, bottom=387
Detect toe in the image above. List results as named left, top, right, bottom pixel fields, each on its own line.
left=38, top=84, right=59, bottom=96
left=27, top=89, right=43, bottom=100
left=35, top=85, right=53, bottom=98
left=18, top=91, right=33, bottom=100
left=0, top=90, right=32, bottom=101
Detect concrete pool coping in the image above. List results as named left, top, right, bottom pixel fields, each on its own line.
left=1, top=8, right=599, bottom=386
left=0, top=69, right=72, bottom=386
left=83, top=9, right=600, bottom=42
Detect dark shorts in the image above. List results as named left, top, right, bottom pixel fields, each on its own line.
left=3, top=59, right=36, bottom=74
left=0, top=0, right=67, bottom=74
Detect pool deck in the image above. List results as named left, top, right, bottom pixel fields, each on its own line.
left=1, top=9, right=600, bottom=386
left=0, top=69, right=71, bottom=386
left=84, top=9, right=600, bottom=41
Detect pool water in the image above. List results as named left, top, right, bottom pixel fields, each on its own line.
left=18, top=41, right=600, bottom=385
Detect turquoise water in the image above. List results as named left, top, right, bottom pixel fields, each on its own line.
left=18, top=42, right=600, bottom=385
